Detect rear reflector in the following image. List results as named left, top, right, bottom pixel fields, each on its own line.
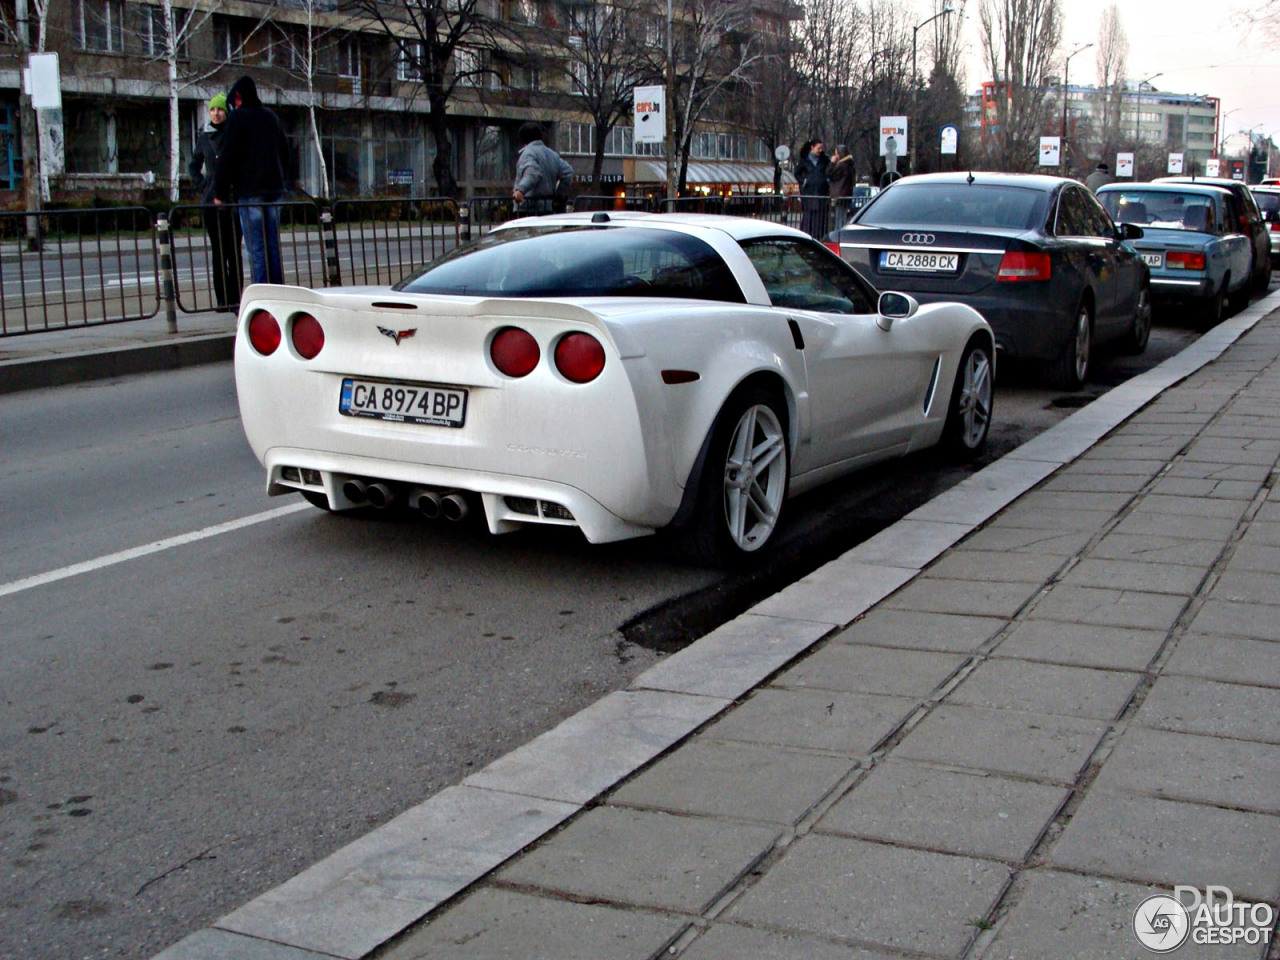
left=491, top=327, right=540, bottom=377
left=1166, top=251, right=1206, bottom=270
left=248, top=310, right=281, bottom=355
left=997, top=250, right=1052, bottom=282
left=291, top=313, right=325, bottom=359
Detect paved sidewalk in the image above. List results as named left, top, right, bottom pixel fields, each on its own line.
left=142, top=291, right=1280, bottom=960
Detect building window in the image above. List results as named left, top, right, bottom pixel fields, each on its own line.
left=76, top=0, right=125, bottom=53
left=568, top=59, right=587, bottom=95
left=453, top=47, right=480, bottom=87
left=396, top=41, right=423, bottom=81
left=213, top=16, right=246, bottom=64
left=506, top=0, right=537, bottom=24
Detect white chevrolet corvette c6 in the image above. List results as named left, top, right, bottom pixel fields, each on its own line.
left=234, top=212, right=994, bottom=564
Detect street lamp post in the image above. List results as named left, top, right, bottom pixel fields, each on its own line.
left=665, top=0, right=675, bottom=208
left=910, top=6, right=955, bottom=175
left=1061, top=43, right=1092, bottom=175
left=1133, top=71, right=1162, bottom=180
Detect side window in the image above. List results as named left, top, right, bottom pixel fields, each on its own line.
left=742, top=238, right=874, bottom=314
left=1081, top=191, right=1117, bottom=238
left=1054, top=188, right=1090, bottom=237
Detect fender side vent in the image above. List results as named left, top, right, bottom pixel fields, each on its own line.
left=787, top=318, right=805, bottom=350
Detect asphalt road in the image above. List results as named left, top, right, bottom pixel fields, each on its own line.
left=0, top=310, right=1213, bottom=959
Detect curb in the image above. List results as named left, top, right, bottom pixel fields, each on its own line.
left=0, top=334, right=235, bottom=395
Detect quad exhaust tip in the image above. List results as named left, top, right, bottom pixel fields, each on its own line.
left=410, top=487, right=443, bottom=520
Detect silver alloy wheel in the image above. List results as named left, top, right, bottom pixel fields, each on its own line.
left=1072, top=305, right=1092, bottom=383
left=955, top=346, right=993, bottom=449
left=721, top=403, right=788, bottom=552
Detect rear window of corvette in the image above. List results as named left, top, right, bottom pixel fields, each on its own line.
left=396, top=225, right=747, bottom=303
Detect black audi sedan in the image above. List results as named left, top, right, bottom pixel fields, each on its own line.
left=831, top=172, right=1151, bottom=390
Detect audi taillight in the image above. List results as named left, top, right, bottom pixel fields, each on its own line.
left=554, top=332, right=605, bottom=383
left=823, top=242, right=842, bottom=255
left=291, top=313, right=325, bottom=359
left=1166, top=251, right=1206, bottom=270
left=490, top=327, right=540, bottom=377
left=997, top=250, right=1052, bottom=282
left=247, top=310, right=281, bottom=355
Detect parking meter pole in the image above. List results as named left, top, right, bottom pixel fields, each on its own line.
left=156, top=216, right=177, bottom=334
left=320, top=209, right=341, bottom=287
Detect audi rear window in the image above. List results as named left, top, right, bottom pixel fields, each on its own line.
left=859, top=183, right=1048, bottom=230
left=395, top=225, right=746, bottom=303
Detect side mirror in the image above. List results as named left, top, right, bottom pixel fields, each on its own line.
left=1120, top=222, right=1145, bottom=240
left=877, top=291, right=918, bottom=331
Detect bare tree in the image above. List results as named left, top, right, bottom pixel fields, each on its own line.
left=791, top=0, right=863, bottom=150
left=849, top=0, right=912, bottom=182
left=549, top=0, right=658, bottom=190
left=343, top=0, right=501, bottom=197
left=978, top=0, right=1063, bottom=170
left=1239, top=0, right=1280, bottom=38
left=1092, top=3, right=1128, bottom=167
left=731, top=30, right=803, bottom=192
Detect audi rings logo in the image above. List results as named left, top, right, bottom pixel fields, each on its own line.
left=901, top=233, right=936, bottom=244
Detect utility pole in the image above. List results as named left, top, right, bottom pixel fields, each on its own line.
left=664, top=0, right=676, bottom=209
left=1061, top=43, right=1092, bottom=175
left=909, top=6, right=954, bottom=176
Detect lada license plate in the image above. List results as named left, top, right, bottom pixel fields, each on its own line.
left=1142, top=253, right=1164, bottom=268
left=340, top=378, right=467, bottom=428
left=880, top=250, right=959, bottom=273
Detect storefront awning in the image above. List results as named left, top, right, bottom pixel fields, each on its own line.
left=636, top=160, right=795, bottom=186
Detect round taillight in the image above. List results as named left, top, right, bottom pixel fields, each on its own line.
left=554, top=333, right=605, bottom=384
left=490, top=327, right=540, bottom=377
left=292, top=313, right=325, bottom=360
left=248, top=310, right=281, bottom=355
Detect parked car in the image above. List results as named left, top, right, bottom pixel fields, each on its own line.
left=234, top=212, right=994, bottom=564
left=1249, top=185, right=1280, bottom=266
left=833, top=172, right=1150, bottom=390
left=1155, top=176, right=1272, bottom=292
left=1097, top=182, right=1252, bottom=327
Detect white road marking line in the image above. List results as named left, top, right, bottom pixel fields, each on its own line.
left=0, top=502, right=312, bottom=598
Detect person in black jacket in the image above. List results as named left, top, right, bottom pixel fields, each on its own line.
left=213, top=76, right=292, bottom=285
left=794, top=139, right=832, bottom=238
left=188, top=93, right=243, bottom=311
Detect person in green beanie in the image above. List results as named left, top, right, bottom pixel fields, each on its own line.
left=188, top=92, right=243, bottom=312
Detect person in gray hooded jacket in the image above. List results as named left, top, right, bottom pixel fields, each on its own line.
left=511, top=122, right=574, bottom=215
left=188, top=92, right=243, bottom=311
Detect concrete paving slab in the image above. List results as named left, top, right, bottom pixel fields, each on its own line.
left=958, top=525, right=1094, bottom=557
left=375, top=888, right=686, bottom=960
left=609, top=738, right=855, bottom=824
left=1187, top=598, right=1280, bottom=642
left=817, top=759, right=1068, bottom=862
left=462, top=690, right=731, bottom=805
left=882, top=577, right=1041, bottom=619
left=1133, top=494, right=1252, bottom=519
left=724, top=835, right=1011, bottom=957
left=993, top=620, right=1168, bottom=672
left=1064, top=456, right=1168, bottom=477
left=991, top=503, right=1118, bottom=533
left=1164, top=633, right=1280, bottom=688
left=1111, top=510, right=1245, bottom=541
left=1150, top=476, right=1260, bottom=500
left=1135, top=675, right=1280, bottom=744
left=842, top=518, right=973, bottom=569
left=1005, top=489, right=1137, bottom=512
left=1060, top=557, right=1206, bottom=595
left=1041, top=471, right=1156, bottom=495
left=629, top=613, right=832, bottom=700
left=1164, top=460, right=1272, bottom=483
left=704, top=687, right=916, bottom=756
left=775, top=645, right=968, bottom=698
left=892, top=704, right=1109, bottom=783
left=946, top=659, right=1142, bottom=721
left=1088, top=533, right=1227, bottom=567
left=980, top=869, right=1261, bottom=960
left=1028, top=584, right=1189, bottom=631
left=152, top=929, right=334, bottom=960
left=1093, top=725, right=1280, bottom=814
left=1208, top=570, right=1280, bottom=605
left=1049, top=791, right=1280, bottom=903
left=1184, top=438, right=1280, bottom=466
left=838, top=609, right=1007, bottom=654
left=495, top=806, right=780, bottom=914
left=925, top=548, right=1066, bottom=584
left=749, top=562, right=917, bottom=627
left=1240, top=520, right=1280, bottom=547
left=678, top=923, right=903, bottom=960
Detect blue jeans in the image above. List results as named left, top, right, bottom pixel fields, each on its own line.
left=237, top=197, right=283, bottom=285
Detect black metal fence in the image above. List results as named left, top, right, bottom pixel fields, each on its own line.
left=0, top=192, right=857, bottom=337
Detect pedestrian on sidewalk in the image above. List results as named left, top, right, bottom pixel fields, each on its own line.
left=188, top=93, right=244, bottom=312
left=795, top=139, right=831, bottom=238
left=511, top=122, right=574, bottom=215
left=213, top=75, right=292, bottom=285
left=828, top=143, right=855, bottom=231
left=1086, top=161, right=1115, bottom=193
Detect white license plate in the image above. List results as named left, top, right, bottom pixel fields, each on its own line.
left=880, top=250, right=959, bottom=273
left=1142, top=253, right=1164, bottom=268
left=339, top=378, right=467, bottom=427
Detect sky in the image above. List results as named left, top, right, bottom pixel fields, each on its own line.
left=948, top=0, right=1280, bottom=139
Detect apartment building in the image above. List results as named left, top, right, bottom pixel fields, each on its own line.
left=0, top=0, right=797, bottom=203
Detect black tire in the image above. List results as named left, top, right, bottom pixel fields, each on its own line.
left=1048, top=299, right=1092, bottom=391
left=679, top=385, right=790, bottom=567
left=1118, top=284, right=1152, bottom=355
left=941, top=337, right=994, bottom=461
left=1254, top=253, right=1273, bottom=293
left=1203, top=280, right=1229, bottom=331
left=300, top=490, right=332, bottom=511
